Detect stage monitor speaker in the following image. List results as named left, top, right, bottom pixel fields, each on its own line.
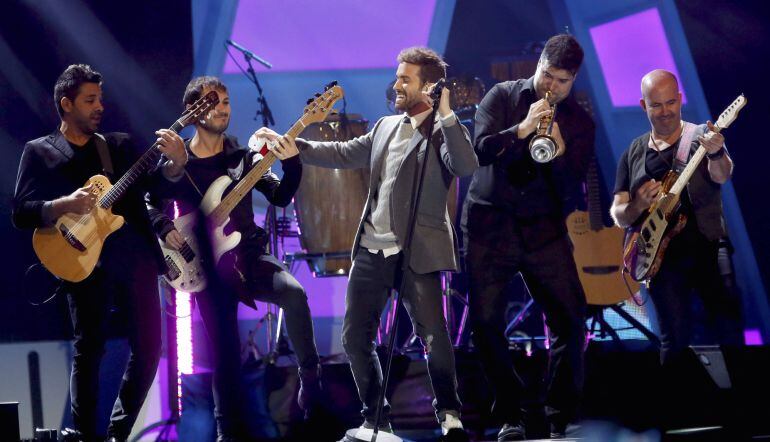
left=690, top=345, right=731, bottom=389
left=0, top=402, right=20, bottom=441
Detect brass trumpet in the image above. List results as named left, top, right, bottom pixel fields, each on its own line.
left=529, top=91, right=564, bottom=163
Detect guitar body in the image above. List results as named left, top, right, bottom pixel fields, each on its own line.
left=566, top=210, right=640, bottom=305
left=32, top=175, right=124, bottom=282
left=623, top=209, right=687, bottom=282
left=161, top=175, right=243, bottom=292
left=160, top=211, right=207, bottom=292
left=201, top=175, right=242, bottom=264
left=622, top=170, right=684, bottom=282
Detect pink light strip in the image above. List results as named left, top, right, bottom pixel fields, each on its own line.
left=174, top=202, right=194, bottom=412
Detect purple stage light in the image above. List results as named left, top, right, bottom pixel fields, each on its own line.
left=224, top=0, right=437, bottom=73
left=589, top=7, right=687, bottom=107
left=744, top=328, right=764, bottom=346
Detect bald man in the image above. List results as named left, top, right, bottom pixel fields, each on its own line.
left=610, top=69, right=743, bottom=365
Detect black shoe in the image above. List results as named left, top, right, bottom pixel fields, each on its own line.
left=497, top=422, right=525, bottom=441
left=440, top=428, right=470, bottom=442
left=298, top=364, right=323, bottom=414
left=549, top=421, right=567, bottom=439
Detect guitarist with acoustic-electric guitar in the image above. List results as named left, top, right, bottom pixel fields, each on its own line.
left=146, top=77, right=342, bottom=432
left=11, top=64, right=197, bottom=441
left=610, top=69, right=746, bottom=363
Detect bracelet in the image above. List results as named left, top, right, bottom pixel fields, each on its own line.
left=706, top=148, right=725, bottom=160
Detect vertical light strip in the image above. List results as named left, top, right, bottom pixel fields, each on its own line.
left=174, top=201, right=193, bottom=412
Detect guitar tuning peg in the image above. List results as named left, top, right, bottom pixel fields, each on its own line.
left=314, top=93, right=321, bottom=98
left=306, top=98, right=314, bottom=105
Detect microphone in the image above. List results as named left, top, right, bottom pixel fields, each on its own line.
left=430, top=78, right=446, bottom=102
left=225, top=39, right=273, bottom=69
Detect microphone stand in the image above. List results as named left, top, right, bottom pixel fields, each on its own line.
left=347, top=87, right=444, bottom=442
left=240, top=53, right=275, bottom=128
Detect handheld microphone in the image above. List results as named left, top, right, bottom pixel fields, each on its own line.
left=430, top=78, right=447, bottom=101
left=225, top=39, right=273, bottom=69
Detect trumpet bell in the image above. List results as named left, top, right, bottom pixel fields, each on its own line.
left=529, top=135, right=562, bottom=163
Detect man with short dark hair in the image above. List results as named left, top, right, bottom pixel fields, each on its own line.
left=258, top=46, right=478, bottom=439
left=147, top=76, right=321, bottom=441
left=12, top=64, right=187, bottom=442
left=461, top=34, right=595, bottom=440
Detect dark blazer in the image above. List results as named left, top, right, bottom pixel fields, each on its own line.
left=12, top=129, right=167, bottom=273
left=297, top=113, right=478, bottom=274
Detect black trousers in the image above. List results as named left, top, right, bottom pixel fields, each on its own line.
left=648, top=235, right=744, bottom=365
left=65, top=229, right=161, bottom=440
left=199, top=250, right=319, bottom=437
left=343, top=249, right=462, bottom=424
left=464, top=216, right=586, bottom=426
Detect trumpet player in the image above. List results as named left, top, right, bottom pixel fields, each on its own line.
left=461, top=34, right=595, bottom=440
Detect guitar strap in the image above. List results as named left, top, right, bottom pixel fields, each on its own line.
left=673, top=121, right=700, bottom=174
left=93, top=133, right=114, bottom=178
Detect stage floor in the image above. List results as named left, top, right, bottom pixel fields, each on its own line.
left=177, top=343, right=770, bottom=441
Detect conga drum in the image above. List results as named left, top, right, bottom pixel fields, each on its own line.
left=295, top=114, right=370, bottom=276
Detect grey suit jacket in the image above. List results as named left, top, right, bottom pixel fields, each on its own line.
left=296, top=113, right=478, bottom=274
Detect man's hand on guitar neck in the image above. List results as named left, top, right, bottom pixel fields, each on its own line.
left=157, top=129, right=188, bottom=179
left=610, top=179, right=661, bottom=228
left=700, top=120, right=733, bottom=184
left=163, top=229, right=185, bottom=251
left=253, top=127, right=299, bottom=160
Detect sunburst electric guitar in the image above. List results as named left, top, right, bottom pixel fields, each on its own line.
left=32, top=91, right=220, bottom=282
left=567, top=158, right=641, bottom=305
left=160, top=82, right=344, bottom=292
left=623, top=94, right=746, bottom=283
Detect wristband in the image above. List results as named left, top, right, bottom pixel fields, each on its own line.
left=706, top=148, right=725, bottom=160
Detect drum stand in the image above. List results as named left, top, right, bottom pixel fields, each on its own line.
left=260, top=205, right=291, bottom=364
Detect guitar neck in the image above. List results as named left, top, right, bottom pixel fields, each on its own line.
left=100, top=118, right=186, bottom=208
left=585, top=157, right=604, bottom=230
left=669, top=127, right=721, bottom=196
left=209, top=120, right=306, bottom=225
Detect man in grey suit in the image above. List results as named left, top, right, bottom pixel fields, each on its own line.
left=258, top=47, right=478, bottom=439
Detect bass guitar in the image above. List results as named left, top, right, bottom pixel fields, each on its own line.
left=32, top=91, right=219, bottom=282
left=160, top=82, right=344, bottom=292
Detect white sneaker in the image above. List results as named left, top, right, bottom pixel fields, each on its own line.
left=441, top=414, right=464, bottom=436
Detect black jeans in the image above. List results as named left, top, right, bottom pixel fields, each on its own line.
left=465, top=223, right=586, bottom=427
left=648, top=235, right=744, bottom=365
left=343, top=249, right=461, bottom=424
left=199, top=250, right=319, bottom=436
left=65, top=229, right=161, bottom=440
